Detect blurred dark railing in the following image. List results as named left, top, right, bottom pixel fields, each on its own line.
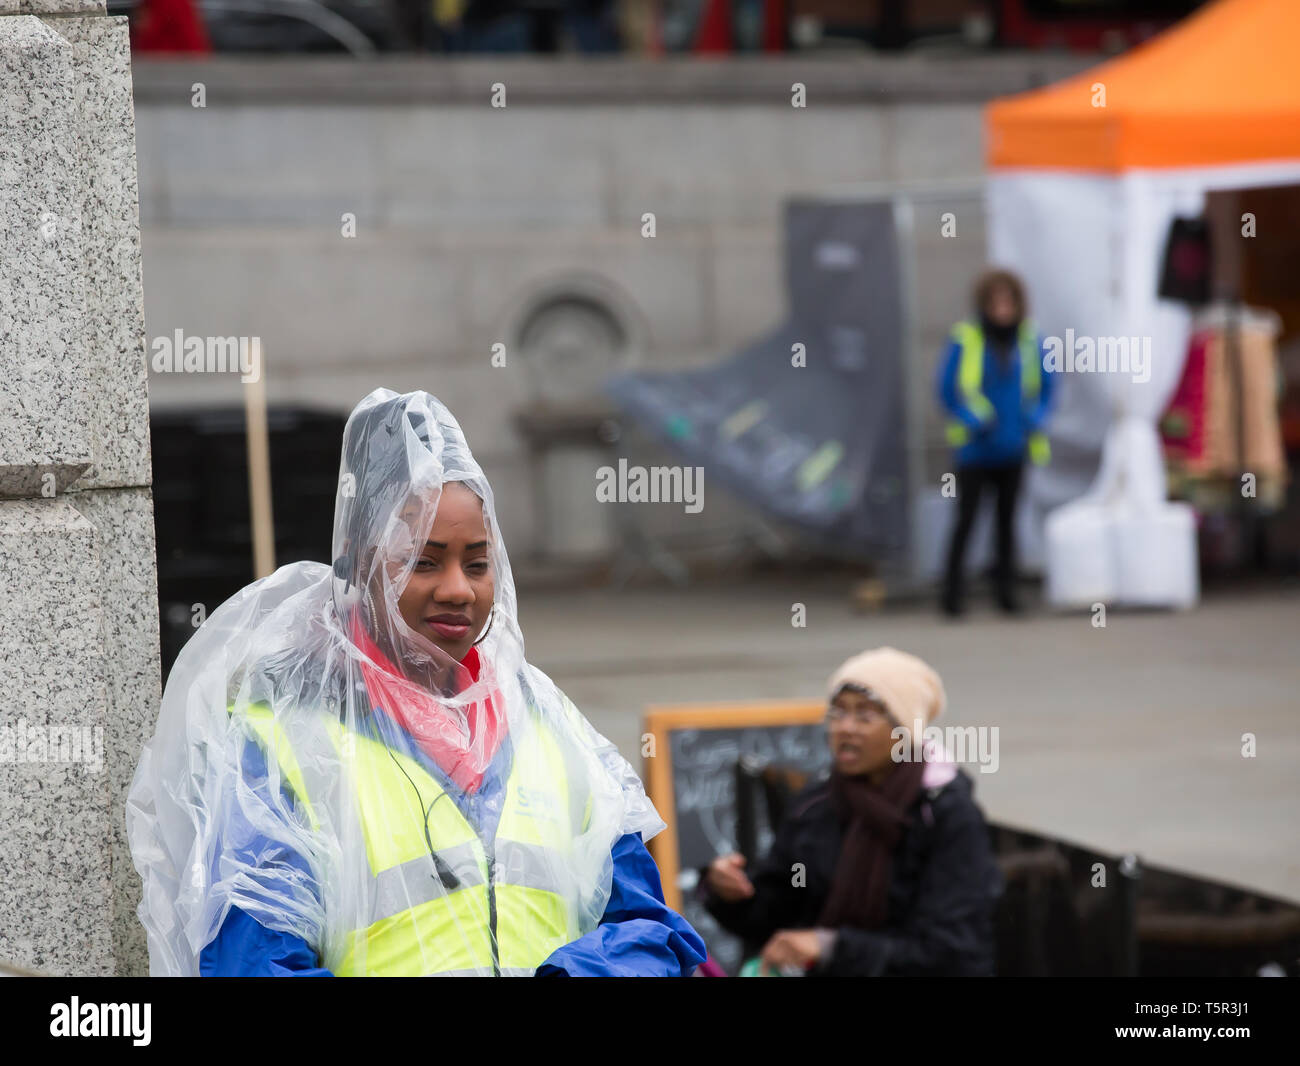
left=735, top=757, right=1300, bottom=977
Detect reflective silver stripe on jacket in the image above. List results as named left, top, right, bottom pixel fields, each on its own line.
left=367, top=841, right=486, bottom=925
left=492, top=840, right=572, bottom=895
left=367, top=839, right=571, bottom=925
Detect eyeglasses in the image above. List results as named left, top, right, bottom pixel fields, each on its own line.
left=825, top=705, right=891, bottom=726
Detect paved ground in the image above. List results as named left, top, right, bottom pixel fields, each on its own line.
left=519, top=576, right=1300, bottom=902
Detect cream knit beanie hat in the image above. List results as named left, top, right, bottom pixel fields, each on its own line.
left=826, top=646, right=947, bottom=744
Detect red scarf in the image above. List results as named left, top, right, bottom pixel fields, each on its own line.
left=349, top=616, right=506, bottom=793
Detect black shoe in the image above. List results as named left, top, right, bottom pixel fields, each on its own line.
left=941, top=594, right=965, bottom=618
left=996, top=593, right=1023, bottom=615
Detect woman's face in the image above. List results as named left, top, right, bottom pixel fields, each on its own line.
left=984, top=283, right=1020, bottom=328
left=393, top=481, right=495, bottom=664
left=826, top=686, right=897, bottom=777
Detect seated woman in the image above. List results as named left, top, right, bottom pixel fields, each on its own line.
left=701, top=647, right=1002, bottom=976
left=128, top=388, right=705, bottom=977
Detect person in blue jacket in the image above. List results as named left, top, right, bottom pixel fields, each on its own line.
left=935, top=268, right=1055, bottom=616
left=128, top=389, right=705, bottom=977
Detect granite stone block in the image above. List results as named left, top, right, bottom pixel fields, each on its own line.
left=0, top=15, right=151, bottom=500
left=0, top=1, right=106, bottom=16
left=0, top=16, right=91, bottom=499
left=69, top=486, right=161, bottom=977
left=0, top=498, right=114, bottom=975
left=0, top=7, right=159, bottom=976
left=43, top=15, right=152, bottom=492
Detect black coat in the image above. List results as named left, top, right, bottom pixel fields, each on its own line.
left=702, top=769, right=1003, bottom=976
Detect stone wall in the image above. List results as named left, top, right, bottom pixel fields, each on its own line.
left=0, top=2, right=159, bottom=976
left=130, top=55, right=1090, bottom=562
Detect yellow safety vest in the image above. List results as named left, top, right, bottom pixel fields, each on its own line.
left=945, top=319, right=1051, bottom=466
left=433, top=0, right=466, bottom=27
left=234, top=699, right=587, bottom=976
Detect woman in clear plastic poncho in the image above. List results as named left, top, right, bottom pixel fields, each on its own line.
left=127, top=388, right=706, bottom=976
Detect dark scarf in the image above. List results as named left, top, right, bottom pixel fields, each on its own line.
left=979, top=313, right=1020, bottom=362
left=817, top=758, right=927, bottom=930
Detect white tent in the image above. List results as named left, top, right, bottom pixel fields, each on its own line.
left=985, top=0, right=1300, bottom=607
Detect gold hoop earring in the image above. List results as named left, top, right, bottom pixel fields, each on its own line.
left=472, top=604, right=496, bottom=646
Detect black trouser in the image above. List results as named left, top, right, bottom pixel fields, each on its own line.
left=943, top=462, right=1023, bottom=608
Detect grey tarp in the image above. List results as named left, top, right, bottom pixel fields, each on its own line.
left=605, top=200, right=909, bottom=557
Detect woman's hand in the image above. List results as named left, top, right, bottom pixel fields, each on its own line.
left=759, top=929, right=824, bottom=974
left=705, top=852, right=755, bottom=902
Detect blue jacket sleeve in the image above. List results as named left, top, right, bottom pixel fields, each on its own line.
left=936, top=338, right=987, bottom=430
left=200, top=905, right=333, bottom=977
left=198, top=734, right=333, bottom=977
left=1025, top=335, right=1055, bottom=433
left=535, top=832, right=707, bottom=977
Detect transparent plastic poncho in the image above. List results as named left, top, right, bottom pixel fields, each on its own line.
left=127, top=389, right=664, bottom=976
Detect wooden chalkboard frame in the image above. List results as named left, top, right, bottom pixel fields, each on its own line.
left=642, top=699, right=827, bottom=912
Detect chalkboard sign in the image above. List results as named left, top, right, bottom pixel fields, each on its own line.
left=642, top=701, right=832, bottom=972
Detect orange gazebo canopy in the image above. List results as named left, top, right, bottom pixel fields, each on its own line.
left=988, top=0, right=1300, bottom=172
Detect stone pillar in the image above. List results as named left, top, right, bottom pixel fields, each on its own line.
left=0, top=1, right=159, bottom=976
